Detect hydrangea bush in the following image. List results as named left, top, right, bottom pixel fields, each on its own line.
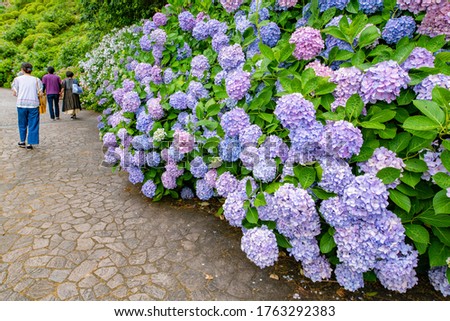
left=80, top=0, right=450, bottom=296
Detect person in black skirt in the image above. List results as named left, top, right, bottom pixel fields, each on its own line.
left=60, top=71, right=82, bottom=120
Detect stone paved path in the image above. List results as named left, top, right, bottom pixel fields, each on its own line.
left=0, top=88, right=295, bottom=300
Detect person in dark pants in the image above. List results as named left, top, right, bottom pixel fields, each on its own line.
left=11, top=62, right=43, bottom=150
left=42, top=66, right=62, bottom=120
left=61, top=71, right=82, bottom=120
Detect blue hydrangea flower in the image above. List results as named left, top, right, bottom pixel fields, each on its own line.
left=121, top=91, right=141, bottom=112
left=169, top=92, right=188, bottom=110
left=302, top=255, right=332, bottom=282
left=225, top=70, right=251, bottom=101
left=192, top=21, right=209, bottom=41
left=358, top=0, right=383, bottom=14
left=429, top=266, right=450, bottom=297
left=319, top=120, right=363, bottom=159
left=239, top=124, right=262, bottom=147
left=131, top=135, right=152, bottom=151
left=128, top=166, right=144, bottom=184
left=219, top=136, right=242, bottom=162
left=139, top=35, right=152, bottom=51
left=177, top=43, right=192, bottom=60
left=319, top=157, right=355, bottom=195
left=142, top=180, right=157, bottom=198
left=274, top=93, right=316, bottom=130
left=146, top=152, right=161, bottom=167
left=260, top=22, right=281, bottom=48
left=335, top=264, right=365, bottom=291
left=220, top=108, right=250, bottom=137
left=187, top=81, right=209, bottom=100
left=190, top=156, right=208, bottom=178
left=212, top=33, right=230, bottom=53
left=218, top=44, right=245, bottom=72
left=241, top=226, right=279, bottom=268
left=382, top=16, right=416, bottom=45
left=181, top=187, right=194, bottom=200
left=216, top=171, right=239, bottom=197
left=196, top=179, right=214, bottom=200
left=253, top=159, right=277, bottom=183
left=178, top=11, right=196, bottom=31
left=319, top=0, right=350, bottom=11
left=223, top=191, right=246, bottom=227
left=103, top=132, right=117, bottom=147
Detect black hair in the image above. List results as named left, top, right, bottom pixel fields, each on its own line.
left=21, top=62, right=33, bottom=74
left=47, top=66, right=55, bottom=74
left=66, top=71, right=74, bottom=78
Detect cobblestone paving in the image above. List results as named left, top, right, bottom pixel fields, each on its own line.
left=0, top=88, right=295, bottom=300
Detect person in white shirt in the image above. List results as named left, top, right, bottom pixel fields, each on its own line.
left=11, top=62, right=43, bottom=150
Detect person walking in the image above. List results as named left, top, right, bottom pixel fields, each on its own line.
left=61, top=71, right=82, bottom=120
left=42, top=66, right=62, bottom=121
left=11, top=62, right=42, bottom=150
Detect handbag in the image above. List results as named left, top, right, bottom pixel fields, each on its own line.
left=72, top=80, right=83, bottom=95
left=36, top=79, right=46, bottom=114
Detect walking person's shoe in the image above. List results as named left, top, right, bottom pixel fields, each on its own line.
left=56, top=117, right=60, bottom=120
left=26, top=145, right=33, bottom=150
left=18, top=142, right=26, bottom=148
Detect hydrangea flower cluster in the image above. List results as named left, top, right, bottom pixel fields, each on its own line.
left=274, top=93, right=316, bottom=130
left=225, top=70, right=251, bottom=100
left=397, top=0, right=438, bottom=13
left=220, top=0, right=244, bottom=13
left=382, top=16, right=416, bottom=45
left=428, top=266, right=450, bottom=297
left=289, top=27, right=324, bottom=60
left=319, top=120, right=363, bottom=159
left=260, top=22, right=281, bottom=48
left=360, top=60, right=410, bottom=104
left=191, top=55, right=210, bottom=79
left=330, top=66, right=363, bottom=110
left=422, top=149, right=450, bottom=181
left=142, top=180, right=157, bottom=198
left=358, top=0, right=384, bottom=14
left=414, top=74, right=450, bottom=100
left=277, top=0, right=298, bottom=8
left=220, top=108, right=250, bottom=137
left=305, top=60, right=333, bottom=78
left=241, top=226, right=279, bottom=268
left=318, top=0, right=349, bottom=11
left=195, top=179, right=214, bottom=200
left=417, top=2, right=450, bottom=40
left=218, top=44, right=245, bottom=71
left=401, top=47, right=435, bottom=71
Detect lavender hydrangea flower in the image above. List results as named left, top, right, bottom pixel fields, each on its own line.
left=190, top=156, right=208, bottom=178
left=241, top=226, right=279, bottom=268
left=429, top=266, right=450, bottom=297
left=192, top=21, right=209, bottom=41
left=187, top=81, right=208, bottom=100
left=274, top=93, right=316, bottom=130
left=205, top=19, right=228, bottom=37
left=360, top=60, right=410, bottom=104
left=358, top=147, right=405, bottom=188
left=139, top=35, right=152, bottom=51
left=302, top=255, right=332, bottom=282
left=422, top=150, right=450, bottom=181
left=305, top=60, right=333, bottom=78
left=319, top=0, right=350, bottom=11
left=289, top=27, right=324, bottom=60
left=216, top=171, right=239, bottom=197
left=398, top=0, right=438, bottom=13
left=277, top=0, right=298, bottom=8
left=223, top=191, right=246, bottom=227
left=169, top=92, right=188, bottom=110
left=150, top=29, right=167, bottom=46
left=122, top=79, right=135, bottom=92
left=330, top=66, right=363, bottom=111
left=273, top=184, right=321, bottom=239
left=225, top=70, right=251, bottom=100
left=220, top=0, right=244, bottom=12
left=358, top=0, right=384, bottom=14
left=219, top=136, right=242, bottom=162
left=401, top=47, right=435, bottom=71
left=239, top=124, right=262, bottom=147
left=131, top=135, right=152, bottom=151
left=253, top=159, right=277, bottom=183
left=204, top=169, right=217, bottom=188
left=261, top=22, right=281, bottom=48
left=195, top=179, right=214, bottom=200
left=146, top=152, right=161, bottom=167
left=319, top=120, right=363, bottom=159
left=103, top=132, right=117, bottom=147
left=218, top=44, right=245, bottom=72
left=262, top=135, right=289, bottom=162
left=134, top=63, right=152, bottom=81
left=342, top=174, right=389, bottom=219
left=319, top=197, right=353, bottom=227
left=173, top=130, right=195, bottom=154
left=220, top=108, right=250, bottom=137
left=178, top=11, right=196, bottom=31
left=143, top=20, right=156, bottom=34
left=163, top=68, right=175, bottom=84
left=142, top=180, right=157, bottom=198
left=319, top=157, right=355, bottom=195
left=146, top=98, right=164, bottom=120
left=177, top=43, right=192, bottom=60
left=414, top=74, right=450, bottom=100
left=153, top=12, right=167, bottom=27
left=121, top=91, right=141, bottom=112
left=181, top=187, right=194, bottom=200
left=382, top=16, right=416, bottom=45
left=418, top=2, right=450, bottom=40
left=212, top=33, right=230, bottom=53
left=98, top=98, right=107, bottom=106
left=112, top=88, right=126, bottom=106
left=191, top=55, right=210, bottom=79
left=235, top=12, right=254, bottom=34
left=335, top=264, right=365, bottom=291
left=128, top=166, right=144, bottom=184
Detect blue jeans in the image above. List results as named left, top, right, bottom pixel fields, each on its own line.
left=47, top=94, right=60, bottom=119
left=17, top=107, right=40, bottom=145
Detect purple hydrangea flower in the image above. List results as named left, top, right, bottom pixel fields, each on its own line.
left=277, top=0, right=298, bottom=8
left=122, top=79, right=135, bottom=92
left=204, top=169, right=217, bottom=188
left=262, top=135, right=289, bottom=162
left=181, top=187, right=194, bottom=200
left=134, top=63, right=153, bottom=81
left=241, top=226, right=279, bottom=268
left=131, top=135, right=152, bottom=151
left=145, top=98, right=164, bottom=120
left=302, top=255, right=332, bottom=282
left=220, top=108, right=250, bottom=137
left=218, top=44, right=245, bottom=72
left=305, top=60, right=333, bottom=78
left=195, top=179, right=214, bottom=200
left=239, top=124, right=262, bottom=147
left=414, top=74, right=450, bottom=100
left=319, top=157, right=355, bottom=195
left=261, top=22, right=281, bottom=48
left=212, top=33, right=230, bottom=53
left=169, top=92, right=188, bottom=110
left=139, top=35, right=152, bottom=51
left=153, top=12, right=167, bottom=27
left=319, top=120, right=363, bottom=159
left=382, top=16, right=416, bottom=45
left=163, top=68, right=175, bottom=84
left=112, top=88, right=126, bottom=106
left=422, top=149, right=450, bottom=181
left=253, top=159, right=277, bottom=183
left=358, top=0, right=384, bottom=14
left=360, top=60, right=410, bottom=104
left=178, top=11, right=196, bottom=31
left=273, top=184, right=321, bottom=239
left=335, top=264, right=365, bottom=291
left=205, top=19, right=228, bottom=37
left=418, top=2, right=450, bottom=40
left=190, top=156, right=208, bottom=178
left=429, top=266, right=450, bottom=297
left=177, top=43, right=192, bottom=61
left=192, top=21, right=209, bottom=41
left=150, top=29, right=167, bottom=46
left=223, top=191, right=246, bottom=227
left=330, top=67, right=363, bottom=111
left=397, top=0, right=437, bottom=13
left=103, top=132, right=117, bottom=147
left=216, top=172, right=239, bottom=197
left=219, top=136, right=242, bottom=162
left=142, top=180, right=157, bottom=198
left=235, top=12, right=254, bottom=33
left=191, top=55, right=210, bottom=79
left=274, top=93, right=316, bottom=130
left=173, top=130, right=195, bottom=154
left=146, top=152, right=161, bottom=167
left=289, top=27, right=324, bottom=60
left=98, top=98, right=107, bottom=106
left=128, top=166, right=144, bottom=184
left=401, top=47, right=435, bottom=71
left=220, top=0, right=244, bottom=12
left=358, top=147, right=405, bottom=188
left=187, top=81, right=208, bottom=100
left=319, top=197, right=353, bottom=227
left=121, top=91, right=141, bottom=112
left=225, top=70, right=251, bottom=100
